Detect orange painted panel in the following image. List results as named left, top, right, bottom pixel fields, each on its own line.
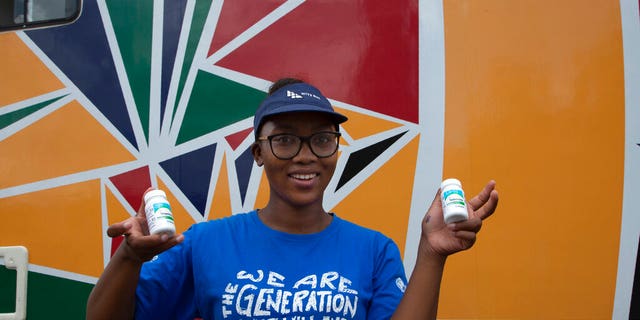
left=0, top=180, right=103, bottom=277
left=209, top=154, right=232, bottom=220
left=0, top=101, right=136, bottom=189
left=254, top=168, right=270, bottom=211
left=440, top=0, right=624, bottom=318
left=0, top=33, right=64, bottom=107
left=331, top=136, right=419, bottom=255
left=106, top=187, right=134, bottom=226
left=335, top=106, right=403, bottom=140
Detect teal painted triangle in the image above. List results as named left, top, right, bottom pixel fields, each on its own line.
left=176, top=72, right=266, bottom=144
left=106, top=0, right=154, bottom=143
left=0, top=96, right=66, bottom=130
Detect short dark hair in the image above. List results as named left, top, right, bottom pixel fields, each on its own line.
left=268, top=78, right=304, bottom=95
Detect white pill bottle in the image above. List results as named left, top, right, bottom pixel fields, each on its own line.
left=144, top=189, right=176, bottom=236
left=440, top=178, right=469, bottom=224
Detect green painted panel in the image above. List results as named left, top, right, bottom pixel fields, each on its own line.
left=0, top=268, right=93, bottom=319
left=173, top=0, right=213, bottom=121
left=106, top=0, right=154, bottom=143
left=0, top=96, right=66, bottom=130
left=176, top=72, right=266, bottom=144
left=0, top=265, right=16, bottom=313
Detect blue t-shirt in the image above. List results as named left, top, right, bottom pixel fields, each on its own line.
left=135, top=211, right=407, bottom=320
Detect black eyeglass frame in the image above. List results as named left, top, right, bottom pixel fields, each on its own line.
left=257, top=131, right=342, bottom=160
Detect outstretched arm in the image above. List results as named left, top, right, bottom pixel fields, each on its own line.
left=86, top=191, right=184, bottom=320
left=393, top=180, right=499, bottom=319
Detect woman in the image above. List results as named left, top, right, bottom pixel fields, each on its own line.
left=86, top=78, right=498, bottom=319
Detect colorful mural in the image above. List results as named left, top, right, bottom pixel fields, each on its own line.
left=0, top=0, right=639, bottom=319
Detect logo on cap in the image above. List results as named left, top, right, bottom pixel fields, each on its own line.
left=286, top=90, right=303, bottom=99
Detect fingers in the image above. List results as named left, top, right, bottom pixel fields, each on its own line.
left=106, top=220, right=131, bottom=238
left=107, top=216, right=147, bottom=238
left=113, top=231, right=184, bottom=263
left=424, top=188, right=444, bottom=223
left=450, top=230, right=477, bottom=248
left=448, top=217, right=482, bottom=249
left=449, top=216, right=482, bottom=234
left=467, top=180, right=499, bottom=220
left=127, top=232, right=183, bottom=251
left=474, top=189, right=498, bottom=220
left=468, top=180, right=495, bottom=210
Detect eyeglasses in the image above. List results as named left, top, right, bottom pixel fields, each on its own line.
left=257, top=131, right=341, bottom=160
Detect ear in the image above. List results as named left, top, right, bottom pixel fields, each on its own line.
left=251, top=142, right=264, bottom=167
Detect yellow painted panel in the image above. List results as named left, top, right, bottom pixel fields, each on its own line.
left=331, top=136, right=419, bottom=255
left=106, top=187, right=134, bottom=226
left=209, top=154, right=232, bottom=220
left=0, top=180, right=103, bottom=277
left=440, top=0, right=624, bottom=318
left=0, top=101, right=136, bottom=189
left=335, top=106, right=402, bottom=140
left=157, top=180, right=197, bottom=234
left=0, top=33, right=64, bottom=106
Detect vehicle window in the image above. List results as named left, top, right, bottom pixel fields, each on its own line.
left=0, top=0, right=81, bottom=32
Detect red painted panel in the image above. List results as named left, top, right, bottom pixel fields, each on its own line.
left=208, top=0, right=285, bottom=56
left=110, top=236, right=124, bottom=257
left=109, top=166, right=152, bottom=211
left=225, top=127, right=254, bottom=150
left=216, top=0, right=419, bottom=123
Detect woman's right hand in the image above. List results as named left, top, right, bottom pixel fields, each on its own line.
left=106, top=188, right=184, bottom=263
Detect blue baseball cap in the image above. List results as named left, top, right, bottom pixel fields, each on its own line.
left=253, top=82, right=348, bottom=137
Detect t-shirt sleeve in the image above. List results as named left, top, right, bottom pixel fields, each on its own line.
left=134, top=227, right=199, bottom=320
left=367, top=234, right=408, bottom=320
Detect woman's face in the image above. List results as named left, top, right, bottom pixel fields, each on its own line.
left=252, top=112, right=339, bottom=209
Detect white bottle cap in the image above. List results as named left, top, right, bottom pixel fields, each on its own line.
left=144, top=189, right=167, bottom=203
left=441, top=178, right=462, bottom=189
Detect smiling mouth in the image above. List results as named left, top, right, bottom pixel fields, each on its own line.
left=290, top=173, right=318, bottom=180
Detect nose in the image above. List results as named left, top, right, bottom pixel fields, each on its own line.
left=293, top=139, right=316, bottom=162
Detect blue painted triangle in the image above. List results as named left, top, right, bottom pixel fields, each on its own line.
left=25, top=0, right=138, bottom=150
left=160, top=1, right=188, bottom=126
left=160, top=144, right=217, bottom=216
left=235, top=146, right=255, bottom=206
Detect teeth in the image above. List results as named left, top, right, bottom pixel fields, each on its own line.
left=292, top=173, right=315, bottom=180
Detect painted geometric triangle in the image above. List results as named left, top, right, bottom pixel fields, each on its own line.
left=105, top=0, right=153, bottom=143
left=336, top=106, right=403, bottom=140
left=225, top=127, right=253, bottom=150
left=160, top=1, right=189, bottom=122
left=215, top=1, right=418, bottom=123
left=208, top=0, right=285, bottom=55
left=177, top=72, right=265, bottom=144
left=159, top=144, right=217, bottom=216
left=26, top=0, right=137, bottom=149
left=105, top=186, right=134, bottom=257
left=0, top=95, right=65, bottom=130
left=172, top=0, right=214, bottom=121
left=235, top=146, right=255, bottom=206
left=109, top=166, right=152, bottom=211
left=336, top=131, right=407, bottom=191
left=631, top=236, right=640, bottom=318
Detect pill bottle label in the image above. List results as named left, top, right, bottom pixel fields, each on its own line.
left=144, top=190, right=176, bottom=235
left=442, top=189, right=466, bottom=208
left=441, top=178, right=468, bottom=224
